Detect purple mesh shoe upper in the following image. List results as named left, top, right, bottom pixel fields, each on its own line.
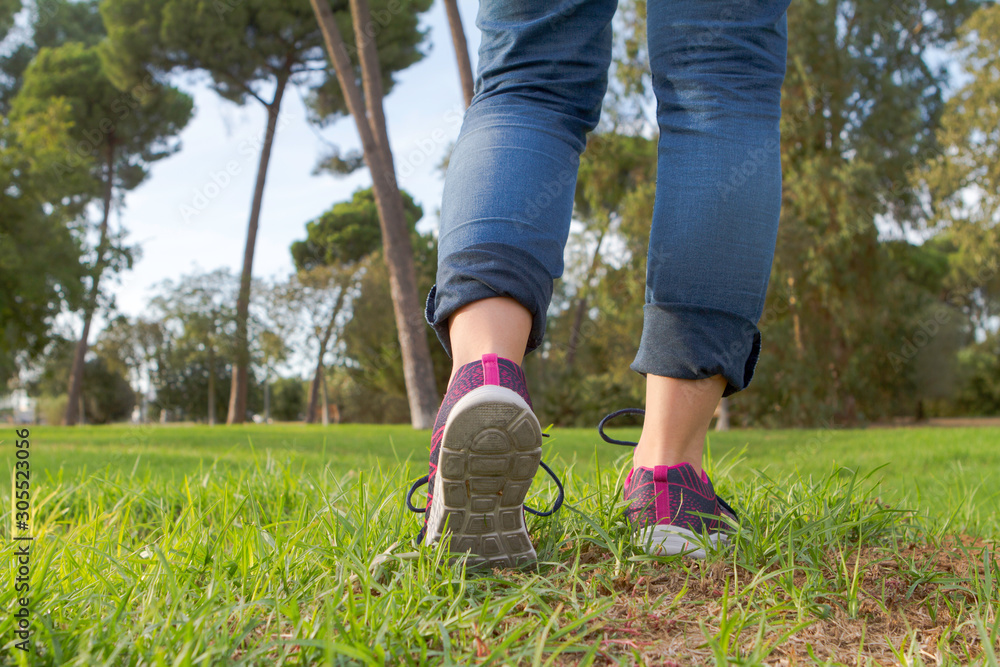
left=624, top=463, right=736, bottom=534
left=425, top=354, right=532, bottom=518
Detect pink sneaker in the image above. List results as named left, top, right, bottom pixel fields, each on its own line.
left=624, top=462, right=737, bottom=558
left=406, top=354, right=564, bottom=568
left=600, top=408, right=738, bottom=558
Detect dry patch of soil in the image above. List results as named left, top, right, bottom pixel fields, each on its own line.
left=565, top=537, right=999, bottom=665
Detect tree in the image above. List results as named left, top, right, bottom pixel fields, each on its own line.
left=0, top=0, right=18, bottom=39
left=257, top=329, right=287, bottom=423
left=150, top=269, right=238, bottom=425
left=270, top=376, right=306, bottom=421
left=441, top=0, right=473, bottom=107
left=923, top=3, right=1000, bottom=331
left=100, top=0, right=315, bottom=424
left=337, top=230, right=448, bottom=423
left=311, top=0, right=440, bottom=428
left=13, top=37, right=193, bottom=424
left=2, top=5, right=103, bottom=393
left=0, top=0, right=106, bottom=113
left=28, top=335, right=135, bottom=423
left=102, top=0, right=434, bottom=424
left=288, top=186, right=420, bottom=422
left=566, top=133, right=655, bottom=368
left=731, top=0, right=980, bottom=425
left=954, top=333, right=1000, bottom=415
left=270, top=266, right=351, bottom=424
left=0, top=101, right=89, bottom=386
left=1, top=1, right=95, bottom=384
left=290, top=188, right=390, bottom=271
left=150, top=329, right=235, bottom=422
left=81, top=355, right=136, bottom=422
left=92, top=314, right=167, bottom=419
left=93, top=314, right=144, bottom=389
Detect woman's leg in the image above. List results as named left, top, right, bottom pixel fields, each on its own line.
left=634, top=0, right=792, bottom=471
left=427, top=0, right=618, bottom=369
left=418, top=0, right=617, bottom=565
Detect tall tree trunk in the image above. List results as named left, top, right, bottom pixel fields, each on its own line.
left=312, top=0, right=439, bottom=428
left=788, top=276, right=805, bottom=358
left=715, top=397, right=730, bottom=431
left=442, top=0, right=474, bottom=108
left=227, top=75, right=289, bottom=425
left=264, top=378, right=270, bottom=423
left=65, top=143, right=115, bottom=426
left=65, top=313, right=93, bottom=425
left=320, top=370, right=330, bottom=426
left=306, top=288, right=346, bottom=424
left=207, top=342, right=216, bottom=426
left=307, top=357, right=325, bottom=424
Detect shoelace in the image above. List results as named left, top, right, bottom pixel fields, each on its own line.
left=597, top=408, right=739, bottom=521
left=405, top=433, right=566, bottom=522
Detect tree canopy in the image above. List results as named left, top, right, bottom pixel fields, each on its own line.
left=14, top=41, right=193, bottom=194
left=0, top=0, right=107, bottom=112
left=291, top=187, right=421, bottom=271
left=0, top=104, right=87, bottom=385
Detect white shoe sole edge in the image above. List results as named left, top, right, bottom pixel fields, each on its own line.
left=637, top=524, right=730, bottom=559
left=424, top=384, right=542, bottom=569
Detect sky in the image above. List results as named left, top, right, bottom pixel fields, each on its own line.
left=97, top=0, right=479, bottom=330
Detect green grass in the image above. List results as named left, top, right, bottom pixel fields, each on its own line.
left=7, top=424, right=999, bottom=537
left=1, top=424, right=998, bottom=664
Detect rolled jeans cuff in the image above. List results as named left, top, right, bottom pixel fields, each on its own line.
left=630, top=303, right=762, bottom=397
left=424, top=245, right=552, bottom=360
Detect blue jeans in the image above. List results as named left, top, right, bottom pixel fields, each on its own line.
left=426, top=0, right=791, bottom=397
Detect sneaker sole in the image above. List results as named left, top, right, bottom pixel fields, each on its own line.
left=424, top=384, right=542, bottom=569
left=637, top=524, right=729, bottom=559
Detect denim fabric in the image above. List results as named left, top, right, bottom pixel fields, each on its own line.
left=426, top=0, right=791, bottom=396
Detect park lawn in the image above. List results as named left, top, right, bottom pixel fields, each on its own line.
left=6, top=423, right=999, bottom=536
left=1, top=423, right=998, bottom=664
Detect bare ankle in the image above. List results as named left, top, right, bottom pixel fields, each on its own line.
left=447, top=297, right=532, bottom=378
left=633, top=435, right=704, bottom=473
left=633, top=374, right=725, bottom=472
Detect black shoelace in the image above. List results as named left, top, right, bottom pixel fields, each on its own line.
left=405, top=432, right=566, bottom=543
left=405, top=459, right=565, bottom=517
